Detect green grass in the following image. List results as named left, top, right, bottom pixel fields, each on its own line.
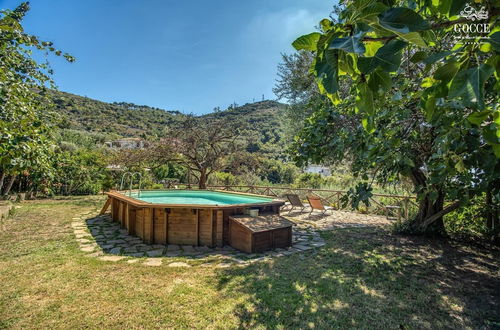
left=0, top=196, right=498, bottom=329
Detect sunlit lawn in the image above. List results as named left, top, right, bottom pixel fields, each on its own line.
left=0, top=196, right=498, bottom=329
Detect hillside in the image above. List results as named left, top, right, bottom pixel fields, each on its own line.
left=51, top=91, right=183, bottom=138
left=50, top=91, right=287, bottom=150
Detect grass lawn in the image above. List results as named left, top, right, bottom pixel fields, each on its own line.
left=0, top=196, right=498, bottom=329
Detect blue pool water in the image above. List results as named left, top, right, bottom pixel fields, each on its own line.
left=128, top=190, right=273, bottom=205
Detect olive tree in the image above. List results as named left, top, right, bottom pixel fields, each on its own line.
left=145, top=117, right=243, bottom=189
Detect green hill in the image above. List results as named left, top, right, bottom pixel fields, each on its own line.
left=50, top=90, right=288, bottom=155
left=51, top=91, right=183, bottom=138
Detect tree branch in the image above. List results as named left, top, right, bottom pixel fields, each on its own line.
left=419, top=200, right=461, bottom=229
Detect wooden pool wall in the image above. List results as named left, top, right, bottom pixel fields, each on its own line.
left=105, top=190, right=284, bottom=247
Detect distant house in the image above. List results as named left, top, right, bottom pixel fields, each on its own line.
left=105, top=138, right=145, bottom=149
left=304, top=165, right=331, bottom=177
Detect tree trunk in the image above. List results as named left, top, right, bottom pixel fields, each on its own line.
left=198, top=169, right=207, bottom=190
left=485, top=187, right=500, bottom=241
left=0, top=172, right=5, bottom=193
left=408, top=168, right=449, bottom=235
left=411, top=190, right=447, bottom=235
left=3, top=175, right=17, bottom=196
left=486, top=189, right=493, bottom=230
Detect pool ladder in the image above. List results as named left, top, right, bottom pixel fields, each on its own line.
left=120, top=172, right=143, bottom=197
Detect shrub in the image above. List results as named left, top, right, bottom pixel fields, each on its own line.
left=257, top=159, right=299, bottom=184
left=208, top=172, right=241, bottom=186
left=294, top=173, right=324, bottom=189
left=444, top=194, right=496, bottom=240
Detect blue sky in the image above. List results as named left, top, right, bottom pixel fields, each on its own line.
left=1, top=0, right=334, bottom=114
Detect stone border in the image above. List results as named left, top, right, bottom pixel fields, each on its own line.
left=71, top=209, right=325, bottom=268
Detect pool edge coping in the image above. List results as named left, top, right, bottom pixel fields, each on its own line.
left=105, top=189, right=285, bottom=209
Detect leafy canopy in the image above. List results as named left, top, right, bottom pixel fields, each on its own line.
left=293, top=0, right=499, bottom=155
left=290, top=0, right=499, bottom=232
left=0, top=2, right=74, bottom=183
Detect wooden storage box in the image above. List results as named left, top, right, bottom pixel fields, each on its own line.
left=228, top=214, right=294, bottom=253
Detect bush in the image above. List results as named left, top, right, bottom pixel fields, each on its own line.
left=257, top=159, right=299, bottom=184
left=392, top=194, right=498, bottom=240
left=208, top=172, right=241, bottom=186
left=148, top=183, right=164, bottom=190
left=52, top=149, right=108, bottom=195
left=149, top=163, right=187, bottom=185
left=294, top=173, right=324, bottom=189
left=444, top=194, right=496, bottom=240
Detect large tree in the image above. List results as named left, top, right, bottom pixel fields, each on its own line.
left=0, top=2, right=74, bottom=196
left=138, top=117, right=243, bottom=189
left=289, top=0, right=499, bottom=235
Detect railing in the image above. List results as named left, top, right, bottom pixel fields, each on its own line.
left=120, top=172, right=143, bottom=197
left=170, top=184, right=418, bottom=220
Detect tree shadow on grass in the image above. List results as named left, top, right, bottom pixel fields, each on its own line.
left=215, top=226, right=500, bottom=329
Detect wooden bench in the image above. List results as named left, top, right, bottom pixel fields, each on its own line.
left=228, top=214, right=295, bottom=253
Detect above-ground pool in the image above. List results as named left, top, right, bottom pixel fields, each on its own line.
left=128, top=190, right=274, bottom=206
left=103, top=190, right=287, bottom=252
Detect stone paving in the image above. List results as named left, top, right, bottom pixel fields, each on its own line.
left=71, top=205, right=389, bottom=267
left=71, top=208, right=326, bottom=268
left=284, top=206, right=391, bottom=230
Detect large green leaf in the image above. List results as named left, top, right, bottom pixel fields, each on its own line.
left=358, top=2, right=388, bottom=24
left=492, top=144, right=500, bottom=158
left=488, top=32, right=500, bottom=52
left=378, top=8, right=430, bottom=34
left=449, top=64, right=495, bottom=109
left=367, top=69, right=392, bottom=93
left=410, top=51, right=427, bottom=63
left=449, top=0, right=467, bottom=16
left=467, top=110, right=491, bottom=125
left=358, top=39, right=407, bottom=74
left=422, top=51, right=452, bottom=65
left=292, top=32, right=321, bottom=51
left=436, top=0, right=452, bottom=15
left=329, top=35, right=366, bottom=54
left=395, top=31, right=427, bottom=47
left=361, top=116, right=375, bottom=133
left=356, top=82, right=374, bottom=116
left=483, top=123, right=500, bottom=145
left=319, top=19, right=332, bottom=32
left=314, top=49, right=339, bottom=95
left=433, top=61, right=459, bottom=82
left=424, top=95, right=436, bottom=122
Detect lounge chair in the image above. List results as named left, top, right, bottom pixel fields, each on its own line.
left=307, top=195, right=331, bottom=216
left=284, top=194, right=307, bottom=213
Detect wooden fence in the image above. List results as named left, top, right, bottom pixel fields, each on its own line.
left=172, top=184, right=418, bottom=220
